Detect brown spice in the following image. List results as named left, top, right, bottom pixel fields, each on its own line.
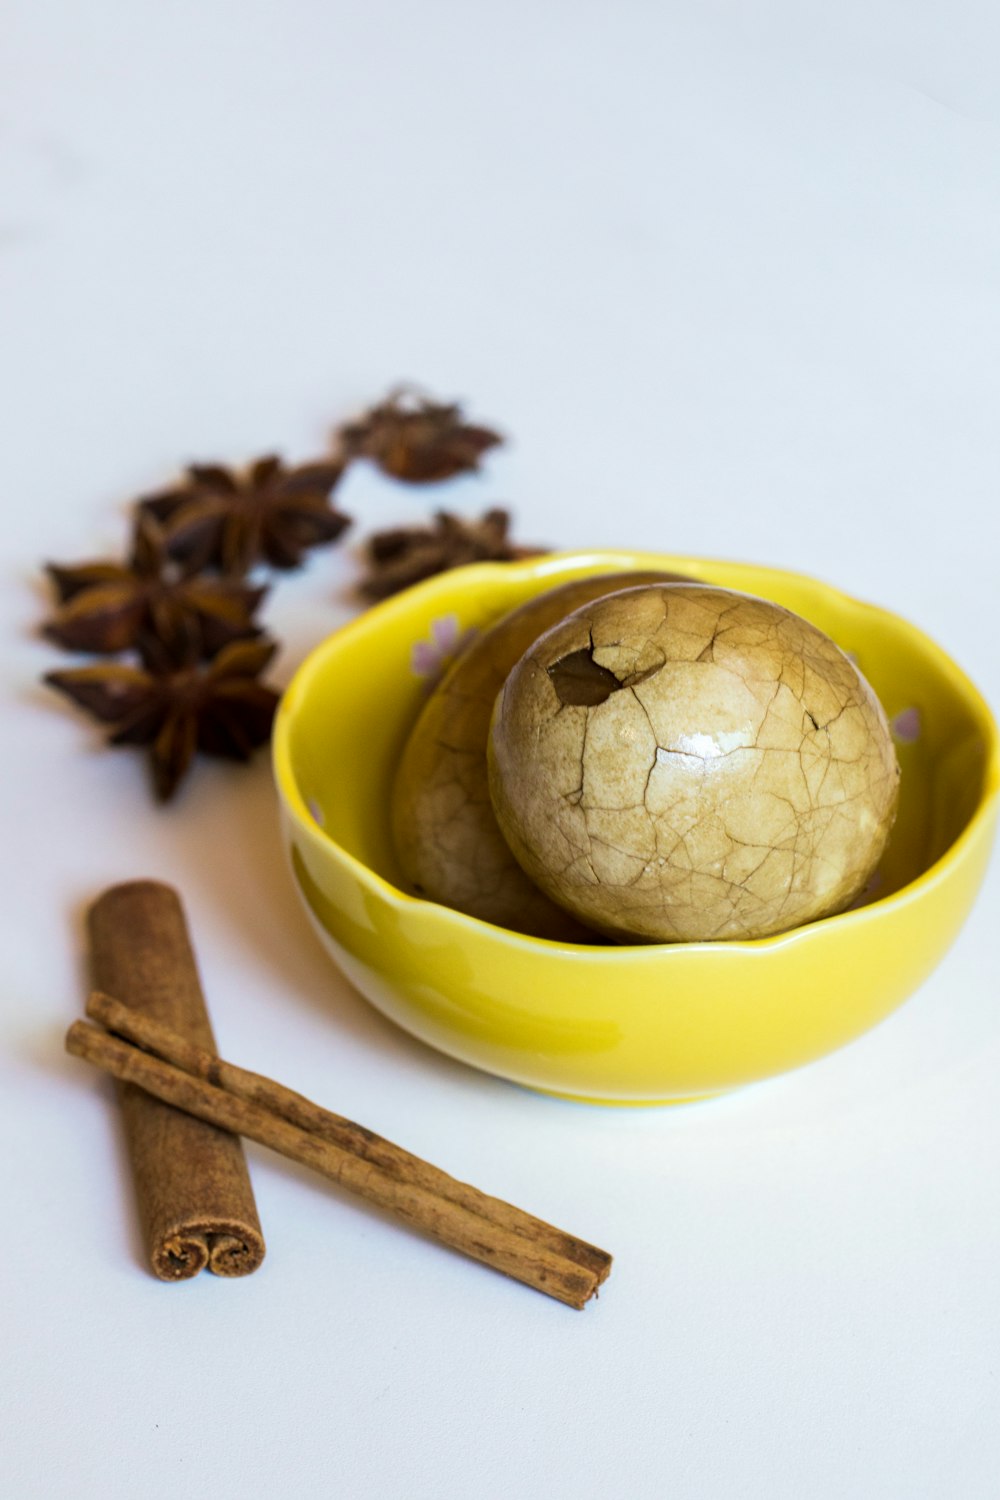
left=44, top=632, right=279, bottom=802
left=337, top=388, right=502, bottom=483
left=40, top=384, right=522, bottom=801
left=360, top=507, right=544, bottom=599
left=44, top=512, right=267, bottom=657
left=87, top=882, right=264, bottom=1280
left=68, top=992, right=611, bottom=1308
left=139, top=455, right=350, bottom=577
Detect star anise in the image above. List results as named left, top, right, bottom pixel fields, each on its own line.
left=43, top=632, right=281, bottom=802
left=359, top=508, right=544, bottom=600
left=138, top=455, right=350, bottom=577
left=43, top=512, right=267, bottom=657
left=337, top=389, right=502, bottom=483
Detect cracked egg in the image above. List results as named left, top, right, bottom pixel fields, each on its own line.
left=390, top=569, right=686, bottom=938
left=488, top=584, right=901, bottom=942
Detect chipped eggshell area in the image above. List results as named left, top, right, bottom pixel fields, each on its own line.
left=489, top=585, right=901, bottom=943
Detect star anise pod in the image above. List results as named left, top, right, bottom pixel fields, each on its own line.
left=43, top=632, right=281, bottom=802
left=43, top=512, right=267, bottom=657
left=338, top=389, right=502, bottom=483
left=138, top=455, right=350, bottom=577
left=359, top=508, right=544, bottom=600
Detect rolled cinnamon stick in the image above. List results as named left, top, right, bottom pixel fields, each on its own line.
left=67, top=1000, right=612, bottom=1308
left=86, top=989, right=611, bottom=1291
left=87, top=881, right=265, bottom=1280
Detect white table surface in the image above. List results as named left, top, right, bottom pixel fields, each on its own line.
left=3, top=3, right=999, bottom=1496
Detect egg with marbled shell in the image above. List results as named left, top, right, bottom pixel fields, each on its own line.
left=391, top=570, right=686, bottom=939
left=488, top=583, right=900, bottom=943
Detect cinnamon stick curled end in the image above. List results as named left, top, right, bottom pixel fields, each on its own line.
left=153, top=1226, right=265, bottom=1282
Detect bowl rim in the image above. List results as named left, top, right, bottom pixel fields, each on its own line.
left=273, top=550, right=1000, bottom=958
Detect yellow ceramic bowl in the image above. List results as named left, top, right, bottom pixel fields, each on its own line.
left=273, top=552, right=999, bottom=1104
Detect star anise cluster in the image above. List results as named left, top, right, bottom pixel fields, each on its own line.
left=41, top=453, right=348, bottom=801
left=42, top=386, right=539, bottom=801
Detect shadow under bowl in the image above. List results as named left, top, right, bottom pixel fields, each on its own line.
left=273, top=551, right=999, bottom=1104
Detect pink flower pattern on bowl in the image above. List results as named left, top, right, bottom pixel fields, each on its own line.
left=411, top=613, right=477, bottom=686
left=891, top=707, right=922, bottom=744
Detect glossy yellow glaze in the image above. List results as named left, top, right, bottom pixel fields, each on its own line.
left=273, top=552, right=999, bottom=1104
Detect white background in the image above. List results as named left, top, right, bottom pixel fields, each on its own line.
left=3, top=3, right=1000, bottom=1496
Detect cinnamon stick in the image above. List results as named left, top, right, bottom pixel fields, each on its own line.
left=87, top=881, right=265, bottom=1280
left=67, top=998, right=612, bottom=1308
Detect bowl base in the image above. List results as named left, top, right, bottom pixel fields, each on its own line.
left=531, top=1085, right=729, bottom=1108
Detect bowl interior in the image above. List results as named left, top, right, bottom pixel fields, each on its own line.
left=280, top=553, right=996, bottom=924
